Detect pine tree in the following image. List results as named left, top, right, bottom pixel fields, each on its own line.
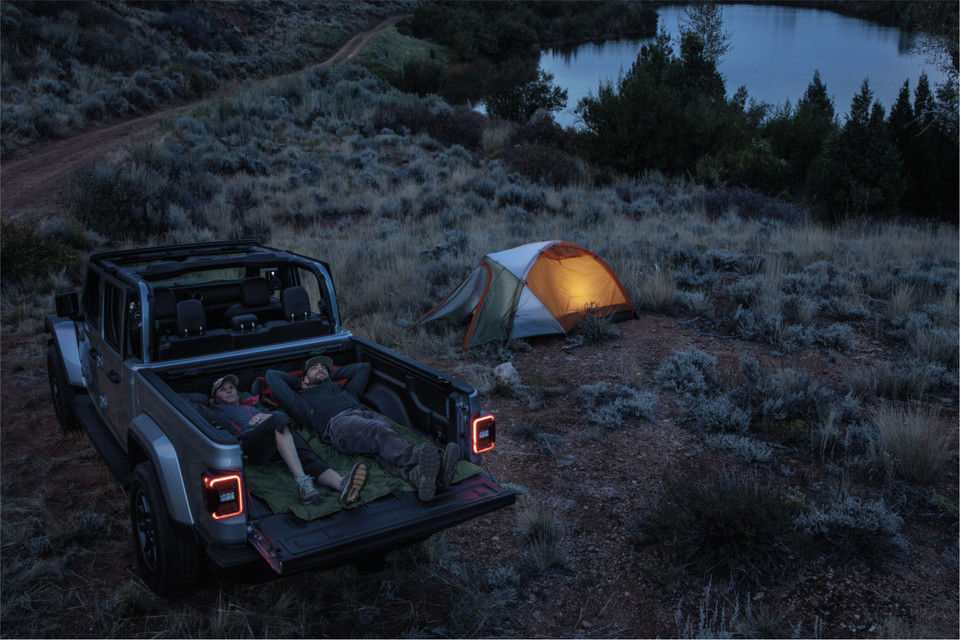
left=809, top=79, right=903, bottom=220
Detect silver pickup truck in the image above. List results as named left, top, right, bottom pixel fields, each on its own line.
left=46, top=240, right=513, bottom=595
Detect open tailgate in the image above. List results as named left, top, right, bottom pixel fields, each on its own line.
left=249, top=473, right=514, bottom=574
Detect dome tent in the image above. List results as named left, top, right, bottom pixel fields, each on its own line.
left=415, top=241, right=635, bottom=348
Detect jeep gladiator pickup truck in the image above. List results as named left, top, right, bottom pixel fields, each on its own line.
left=46, top=240, right=513, bottom=595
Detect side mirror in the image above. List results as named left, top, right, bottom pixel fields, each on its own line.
left=55, top=291, right=81, bottom=319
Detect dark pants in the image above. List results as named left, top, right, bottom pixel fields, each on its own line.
left=240, top=413, right=329, bottom=478
left=327, top=409, right=420, bottom=481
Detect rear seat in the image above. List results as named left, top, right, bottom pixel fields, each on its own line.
left=158, top=299, right=229, bottom=359
left=262, top=286, right=331, bottom=342
left=224, top=277, right=283, bottom=326
left=153, top=287, right=178, bottom=338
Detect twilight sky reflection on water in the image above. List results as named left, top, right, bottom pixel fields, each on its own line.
left=539, top=4, right=951, bottom=128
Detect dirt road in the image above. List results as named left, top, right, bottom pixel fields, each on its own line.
left=0, top=15, right=404, bottom=221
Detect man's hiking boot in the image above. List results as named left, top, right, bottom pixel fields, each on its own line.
left=338, top=461, right=368, bottom=507
left=440, top=442, right=459, bottom=489
left=410, top=446, right=440, bottom=502
left=296, top=475, right=322, bottom=505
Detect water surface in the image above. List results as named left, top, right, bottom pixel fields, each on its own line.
left=538, top=4, right=951, bottom=128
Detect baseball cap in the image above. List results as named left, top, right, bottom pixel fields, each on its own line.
left=304, top=355, right=333, bottom=373
left=211, top=374, right=239, bottom=397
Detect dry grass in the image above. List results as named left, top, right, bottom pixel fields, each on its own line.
left=871, top=404, right=955, bottom=484
left=634, top=267, right=676, bottom=312
left=481, top=121, right=515, bottom=157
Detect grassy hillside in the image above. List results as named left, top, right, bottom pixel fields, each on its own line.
left=1, top=16, right=957, bottom=640
left=0, top=0, right=411, bottom=157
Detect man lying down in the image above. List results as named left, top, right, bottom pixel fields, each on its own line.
left=197, top=375, right=368, bottom=507
left=266, top=357, right=459, bottom=503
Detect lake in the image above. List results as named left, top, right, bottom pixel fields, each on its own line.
left=536, top=3, right=951, bottom=128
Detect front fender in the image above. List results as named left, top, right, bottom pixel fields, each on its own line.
left=45, top=315, right=84, bottom=387
left=129, top=414, right=194, bottom=525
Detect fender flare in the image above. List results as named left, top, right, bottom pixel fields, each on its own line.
left=128, top=414, right=194, bottom=526
left=45, top=315, right=85, bottom=388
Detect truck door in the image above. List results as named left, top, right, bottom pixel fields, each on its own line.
left=97, top=278, right=135, bottom=440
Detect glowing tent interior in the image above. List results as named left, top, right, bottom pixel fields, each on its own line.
left=414, top=241, right=635, bottom=348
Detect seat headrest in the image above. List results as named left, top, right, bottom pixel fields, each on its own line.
left=154, top=288, right=176, bottom=320
left=281, top=286, right=310, bottom=320
left=241, top=277, right=270, bottom=307
left=176, top=299, right=206, bottom=335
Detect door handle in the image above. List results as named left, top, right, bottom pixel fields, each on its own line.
left=107, top=370, right=121, bottom=384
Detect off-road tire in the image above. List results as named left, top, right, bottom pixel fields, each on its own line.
left=130, top=462, right=200, bottom=595
left=47, top=343, right=77, bottom=430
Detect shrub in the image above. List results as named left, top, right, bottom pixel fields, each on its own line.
left=653, top=348, right=719, bottom=395
left=391, top=58, right=446, bottom=97
left=852, top=358, right=957, bottom=401
left=643, top=468, right=801, bottom=587
left=681, top=395, right=750, bottom=433
left=870, top=405, right=954, bottom=484
left=734, top=309, right=814, bottom=353
left=813, top=322, right=855, bottom=352
left=0, top=221, right=79, bottom=286
left=704, top=434, right=774, bottom=463
left=725, top=275, right=763, bottom=306
left=576, top=382, right=656, bottom=429
left=566, top=312, right=620, bottom=346
left=701, top=186, right=808, bottom=223
left=515, top=499, right=565, bottom=572
left=503, top=143, right=584, bottom=187
left=635, top=268, right=676, bottom=312
left=733, top=359, right=849, bottom=445
left=752, top=366, right=830, bottom=423
left=67, top=162, right=174, bottom=240
left=909, top=327, right=959, bottom=370
left=795, top=491, right=907, bottom=561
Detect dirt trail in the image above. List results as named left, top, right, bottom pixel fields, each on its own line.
left=0, top=14, right=405, bottom=221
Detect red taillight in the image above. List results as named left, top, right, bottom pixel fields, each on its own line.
left=471, top=414, right=495, bottom=454
left=202, top=471, right=244, bottom=520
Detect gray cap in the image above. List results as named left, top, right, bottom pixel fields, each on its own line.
left=210, top=374, right=239, bottom=397
left=304, top=355, right=333, bottom=373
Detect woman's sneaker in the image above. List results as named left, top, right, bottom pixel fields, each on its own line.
left=338, top=461, right=368, bottom=507
left=410, top=446, right=440, bottom=502
left=440, top=442, right=459, bottom=489
left=296, top=475, right=322, bottom=505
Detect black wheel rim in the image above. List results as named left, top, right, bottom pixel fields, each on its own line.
left=133, top=488, right=159, bottom=572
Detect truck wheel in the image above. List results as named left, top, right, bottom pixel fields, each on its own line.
left=47, top=344, right=77, bottom=430
left=130, top=462, right=200, bottom=595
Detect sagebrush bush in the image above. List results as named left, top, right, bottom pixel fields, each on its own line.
left=653, top=347, right=720, bottom=395
left=725, top=275, right=764, bottom=306
left=795, top=491, right=907, bottom=561
left=681, top=394, right=751, bottom=433
left=736, top=360, right=830, bottom=425
left=643, top=468, right=801, bottom=587
left=704, top=433, right=774, bottom=463
left=734, top=309, right=814, bottom=353
left=576, top=382, right=656, bottom=429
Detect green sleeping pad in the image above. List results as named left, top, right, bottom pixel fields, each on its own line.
left=243, top=419, right=483, bottom=520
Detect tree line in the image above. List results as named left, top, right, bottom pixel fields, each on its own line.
left=576, top=32, right=958, bottom=222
